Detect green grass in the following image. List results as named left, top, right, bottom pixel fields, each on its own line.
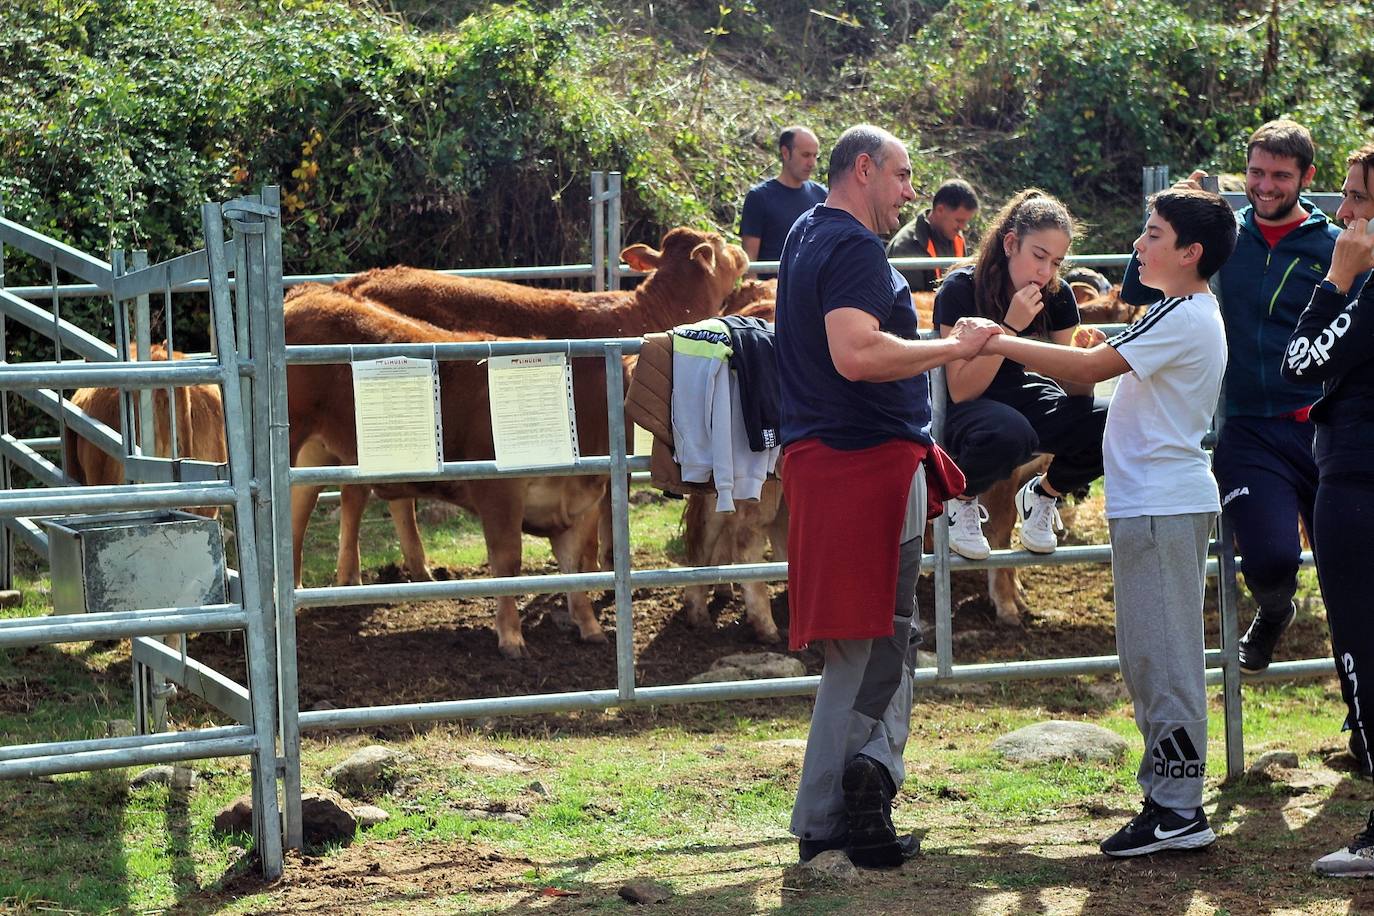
left=1, top=488, right=1366, bottom=914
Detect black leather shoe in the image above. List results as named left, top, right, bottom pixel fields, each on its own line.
left=798, top=833, right=849, bottom=863
left=1238, top=602, right=1296, bottom=673
left=843, top=754, right=902, bottom=867
left=893, top=832, right=921, bottom=860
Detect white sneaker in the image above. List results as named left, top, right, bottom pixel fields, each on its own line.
left=1016, top=475, right=1063, bottom=554
left=1314, top=810, right=1374, bottom=877
left=945, top=498, right=991, bottom=560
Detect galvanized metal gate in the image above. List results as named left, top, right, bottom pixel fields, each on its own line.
left=0, top=194, right=286, bottom=877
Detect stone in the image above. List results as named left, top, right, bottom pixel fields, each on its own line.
left=1248, top=750, right=1301, bottom=778
left=309, top=700, right=338, bottom=712
left=326, top=745, right=404, bottom=797
left=783, top=850, right=859, bottom=889
left=618, top=880, right=673, bottom=904
left=991, top=720, right=1128, bottom=764
left=526, top=780, right=550, bottom=798
left=0, top=589, right=22, bottom=608
left=105, top=719, right=136, bottom=738
left=460, top=752, right=532, bottom=775
left=689, top=651, right=805, bottom=683
left=213, top=794, right=254, bottom=835
left=300, top=789, right=358, bottom=846
left=130, top=765, right=196, bottom=789
left=353, top=804, right=391, bottom=828
left=915, top=650, right=939, bottom=669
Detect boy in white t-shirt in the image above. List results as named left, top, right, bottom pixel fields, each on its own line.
left=975, top=188, right=1237, bottom=856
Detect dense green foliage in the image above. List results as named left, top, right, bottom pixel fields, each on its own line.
left=2, top=0, right=1372, bottom=282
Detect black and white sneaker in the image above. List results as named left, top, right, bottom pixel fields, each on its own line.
left=1100, top=798, right=1216, bottom=857
left=1313, top=809, right=1374, bottom=877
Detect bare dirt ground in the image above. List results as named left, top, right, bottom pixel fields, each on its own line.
left=166, top=509, right=1355, bottom=914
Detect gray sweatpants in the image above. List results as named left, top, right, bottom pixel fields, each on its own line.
left=1108, top=511, right=1216, bottom=811
left=791, top=467, right=926, bottom=842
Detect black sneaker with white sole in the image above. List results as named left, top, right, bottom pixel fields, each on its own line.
left=1313, top=809, right=1374, bottom=877
left=1100, top=798, right=1216, bottom=857
left=1238, top=602, right=1296, bottom=673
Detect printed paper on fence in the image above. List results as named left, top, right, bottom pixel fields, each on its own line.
left=350, top=356, right=444, bottom=474
left=488, top=353, right=579, bottom=469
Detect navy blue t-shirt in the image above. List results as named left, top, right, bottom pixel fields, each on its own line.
left=777, top=205, right=932, bottom=450
left=740, top=178, right=828, bottom=261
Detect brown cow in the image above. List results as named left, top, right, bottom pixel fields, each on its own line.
left=336, top=227, right=748, bottom=340
left=64, top=344, right=227, bottom=518
left=333, top=228, right=749, bottom=587
left=284, top=286, right=614, bottom=659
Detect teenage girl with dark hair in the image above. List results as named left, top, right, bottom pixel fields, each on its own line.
left=934, top=189, right=1109, bottom=559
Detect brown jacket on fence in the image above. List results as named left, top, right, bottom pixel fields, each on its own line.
left=624, top=332, right=713, bottom=496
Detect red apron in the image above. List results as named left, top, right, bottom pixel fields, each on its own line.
left=783, top=437, right=926, bottom=650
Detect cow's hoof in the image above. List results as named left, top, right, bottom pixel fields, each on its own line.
left=684, top=608, right=713, bottom=629
left=753, top=626, right=782, bottom=645
left=994, top=609, right=1023, bottom=627
left=408, top=566, right=435, bottom=583
left=499, top=642, right=529, bottom=660
left=578, top=629, right=609, bottom=646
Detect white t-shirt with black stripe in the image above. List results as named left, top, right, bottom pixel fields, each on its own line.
left=1103, top=293, right=1227, bottom=519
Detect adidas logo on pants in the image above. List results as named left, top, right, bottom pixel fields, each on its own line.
left=1152, top=727, right=1206, bottom=780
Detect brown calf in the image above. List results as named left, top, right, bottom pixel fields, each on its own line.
left=284, top=286, right=611, bottom=659
left=64, top=344, right=227, bottom=518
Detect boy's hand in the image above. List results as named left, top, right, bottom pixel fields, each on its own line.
left=1326, top=219, right=1374, bottom=294
left=1072, top=325, right=1107, bottom=348
left=1171, top=169, right=1207, bottom=191
left=1005, top=283, right=1045, bottom=331
left=948, top=317, right=1002, bottom=358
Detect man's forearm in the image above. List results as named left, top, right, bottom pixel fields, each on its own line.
left=838, top=333, right=969, bottom=382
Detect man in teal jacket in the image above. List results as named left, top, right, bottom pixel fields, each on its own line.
left=1123, top=120, right=1366, bottom=688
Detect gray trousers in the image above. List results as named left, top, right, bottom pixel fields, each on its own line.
left=1108, top=511, right=1216, bottom=811
left=791, top=467, right=926, bottom=842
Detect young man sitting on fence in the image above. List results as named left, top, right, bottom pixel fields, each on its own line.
left=975, top=188, right=1236, bottom=856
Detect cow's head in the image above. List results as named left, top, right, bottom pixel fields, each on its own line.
left=622, top=228, right=748, bottom=311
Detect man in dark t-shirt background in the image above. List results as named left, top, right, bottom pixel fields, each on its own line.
left=777, top=123, right=1000, bottom=868
left=740, top=126, right=828, bottom=268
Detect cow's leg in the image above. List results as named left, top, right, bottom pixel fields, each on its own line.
left=549, top=506, right=608, bottom=645
left=597, top=485, right=614, bottom=572
left=733, top=504, right=781, bottom=644
left=682, top=493, right=718, bottom=628
left=385, top=499, right=433, bottom=582
left=981, top=476, right=1021, bottom=626
left=336, top=484, right=369, bottom=586
left=291, top=483, right=323, bottom=588
left=471, top=483, right=530, bottom=659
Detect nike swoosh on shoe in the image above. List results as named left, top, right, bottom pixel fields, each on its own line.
left=1154, top=822, right=1197, bottom=840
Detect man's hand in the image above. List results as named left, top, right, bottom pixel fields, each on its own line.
left=948, top=317, right=1002, bottom=358
left=1326, top=218, right=1374, bottom=294
left=1072, top=325, right=1107, bottom=348
left=1005, top=283, right=1046, bottom=331
left=1171, top=169, right=1206, bottom=192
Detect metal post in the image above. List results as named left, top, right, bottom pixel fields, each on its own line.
left=590, top=172, right=606, bottom=293
left=929, top=367, right=953, bottom=677
left=607, top=173, right=622, bottom=291
left=202, top=201, right=284, bottom=878
left=133, top=251, right=154, bottom=457
left=0, top=201, right=12, bottom=590
left=605, top=344, right=636, bottom=701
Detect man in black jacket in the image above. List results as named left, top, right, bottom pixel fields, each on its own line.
left=887, top=179, right=979, bottom=291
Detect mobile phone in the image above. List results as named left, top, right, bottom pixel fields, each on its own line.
left=1199, top=175, right=1220, bottom=193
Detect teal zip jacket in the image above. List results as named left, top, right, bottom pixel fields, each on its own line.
left=1123, top=198, right=1358, bottom=418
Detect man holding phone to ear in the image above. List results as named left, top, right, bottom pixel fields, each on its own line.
left=1281, top=142, right=1374, bottom=877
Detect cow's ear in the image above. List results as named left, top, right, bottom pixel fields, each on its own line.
left=621, top=244, right=660, bottom=271
left=689, top=242, right=717, bottom=272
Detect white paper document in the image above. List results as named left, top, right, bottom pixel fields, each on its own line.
left=350, top=356, right=443, bottom=474
left=487, top=353, right=579, bottom=469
